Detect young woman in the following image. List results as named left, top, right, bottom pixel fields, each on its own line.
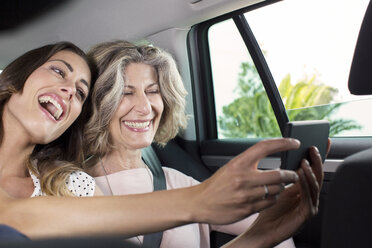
left=0, top=41, right=306, bottom=243
left=84, top=40, right=324, bottom=247
left=0, top=42, right=94, bottom=198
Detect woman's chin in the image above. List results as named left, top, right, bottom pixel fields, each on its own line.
left=132, top=140, right=153, bottom=150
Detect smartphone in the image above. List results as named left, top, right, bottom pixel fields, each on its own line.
left=280, top=120, right=329, bottom=170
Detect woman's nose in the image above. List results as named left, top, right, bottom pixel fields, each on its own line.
left=134, top=93, right=152, bottom=114
left=60, top=83, right=76, bottom=101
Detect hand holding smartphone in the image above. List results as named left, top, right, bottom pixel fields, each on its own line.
left=281, top=120, right=329, bottom=170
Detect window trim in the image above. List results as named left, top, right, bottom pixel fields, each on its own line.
left=232, top=14, right=289, bottom=135
left=187, top=0, right=283, bottom=144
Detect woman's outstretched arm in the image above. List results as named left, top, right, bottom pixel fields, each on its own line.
left=0, top=138, right=300, bottom=240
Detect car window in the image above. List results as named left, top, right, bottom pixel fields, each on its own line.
left=209, top=0, right=371, bottom=138
left=209, top=19, right=279, bottom=139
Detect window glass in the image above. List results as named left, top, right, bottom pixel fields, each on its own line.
left=209, top=0, right=371, bottom=138
left=209, top=20, right=279, bottom=138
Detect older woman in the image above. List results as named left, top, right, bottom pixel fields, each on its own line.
left=84, top=40, right=323, bottom=247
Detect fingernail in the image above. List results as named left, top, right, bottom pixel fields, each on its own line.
left=313, top=146, right=320, bottom=154
left=294, top=173, right=299, bottom=181
left=292, top=138, right=301, bottom=145
left=303, top=159, right=310, bottom=167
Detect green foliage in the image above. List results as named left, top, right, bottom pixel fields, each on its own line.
left=218, top=61, right=361, bottom=138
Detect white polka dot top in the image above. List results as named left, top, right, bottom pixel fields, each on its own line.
left=30, top=170, right=96, bottom=197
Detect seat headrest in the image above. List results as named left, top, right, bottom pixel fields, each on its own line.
left=348, top=1, right=372, bottom=95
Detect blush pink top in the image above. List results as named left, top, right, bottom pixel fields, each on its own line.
left=95, top=167, right=295, bottom=248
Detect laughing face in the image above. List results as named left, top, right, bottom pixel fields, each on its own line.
left=5, top=50, right=91, bottom=144
left=108, top=63, right=164, bottom=150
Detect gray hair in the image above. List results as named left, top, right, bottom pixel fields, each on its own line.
left=84, top=40, right=187, bottom=161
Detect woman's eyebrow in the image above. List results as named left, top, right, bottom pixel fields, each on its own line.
left=80, top=79, right=89, bottom=89
left=49, top=59, right=74, bottom=72
left=124, top=83, right=159, bottom=89
left=50, top=59, right=89, bottom=88
left=147, top=82, right=159, bottom=87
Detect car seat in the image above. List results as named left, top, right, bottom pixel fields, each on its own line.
left=321, top=1, right=372, bottom=247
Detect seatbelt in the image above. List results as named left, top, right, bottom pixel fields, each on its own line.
left=141, top=145, right=167, bottom=248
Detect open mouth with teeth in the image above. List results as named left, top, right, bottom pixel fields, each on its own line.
left=123, top=120, right=151, bottom=129
left=38, top=95, right=64, bottom=121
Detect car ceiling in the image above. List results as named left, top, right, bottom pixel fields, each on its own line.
left=0, top=0, right=261, bottom=69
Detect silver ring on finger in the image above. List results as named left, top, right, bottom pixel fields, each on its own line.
left=263, top=184, right=269, bottom=200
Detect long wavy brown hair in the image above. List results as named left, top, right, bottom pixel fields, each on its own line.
left=0, top=42, right=96, bottom=196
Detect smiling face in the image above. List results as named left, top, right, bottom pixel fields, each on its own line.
left=109, top=63, right=164, bottom=150
left=4, top=50, right=91, bottom=144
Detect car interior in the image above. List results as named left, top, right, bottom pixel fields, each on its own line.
left=321, top=2, right=372, bottom=247
left=0, top=0, right=371, bottom=247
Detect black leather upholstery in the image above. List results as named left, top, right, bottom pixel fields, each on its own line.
left=322, top=1, right=372, bottom=247
left=152, top=139, right=212, bottom=182
left=348, top=0, right=372, bottom=95
left=322, top=149, right=372, bottom=247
